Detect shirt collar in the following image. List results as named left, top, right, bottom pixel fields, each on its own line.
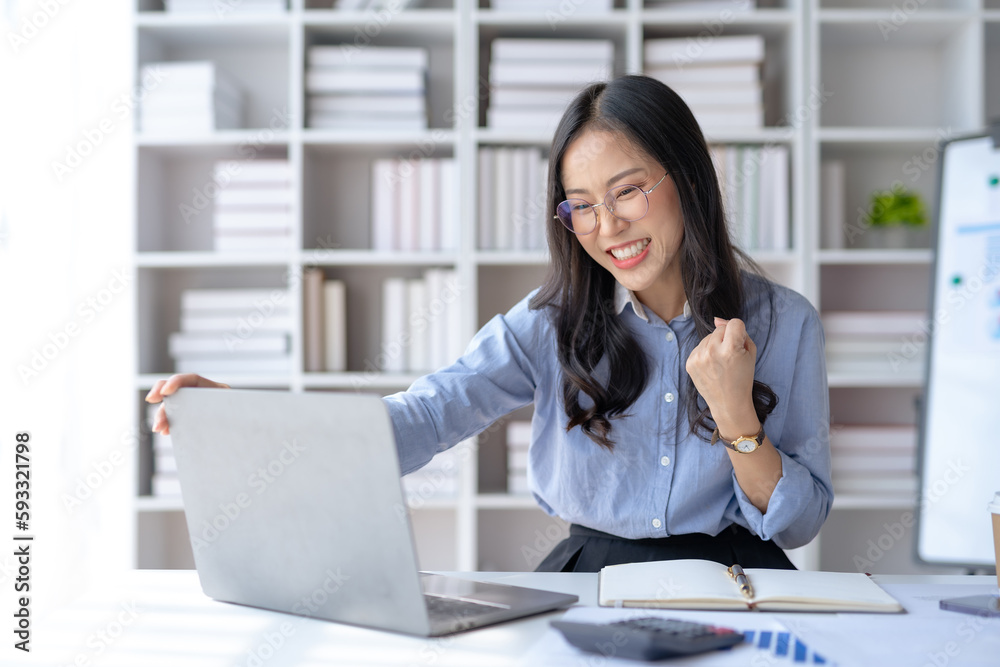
left=613, top=281, right=691, bottom=323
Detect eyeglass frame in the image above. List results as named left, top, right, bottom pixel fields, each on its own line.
left=553, top=172, right=669, bottom=235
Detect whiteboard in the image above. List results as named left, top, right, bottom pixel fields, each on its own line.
left=916, top=129, right=1000, bottom=567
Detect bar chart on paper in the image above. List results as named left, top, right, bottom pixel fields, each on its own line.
left=742, top=629, right=830, bottom=664
left=527, top=607, right=836, bottom=666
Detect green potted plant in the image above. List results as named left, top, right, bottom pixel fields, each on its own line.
left=863, top=185, right=929, bottom=249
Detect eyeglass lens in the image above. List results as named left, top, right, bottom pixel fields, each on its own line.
left=556, top=184, right=650, bottom=234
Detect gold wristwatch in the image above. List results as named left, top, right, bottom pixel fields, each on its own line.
left=711, top=423, right=764, bottom=454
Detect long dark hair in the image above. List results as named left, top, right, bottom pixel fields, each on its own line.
left=529, top=75, right=777, bottom=450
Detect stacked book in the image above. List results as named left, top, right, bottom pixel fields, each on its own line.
left=478, top=147, right=548, bottom=252
left=830, top=425, right=918, bottom=500
left=302, top=268, right=347, bottom=373
left=145, top=404, right=180, bottom=498
left=332, top=0, right=424, bottom=9
left=645, top=0, right=756, bottom=8
left=645, top=34, right=764, bottom=130
left=380, top=269, right=462, bottom=374
left=212, top=158, right=293, bottom=252
left=710, top=144, right=789, bottom=251
left=820, top=159, right=847, bottom=249
left=305, top=45, right=428, bottom=131
left=821, top=311, right=927, bottom=380
left=486, top=39, right=613, bottom=132
left=490, top=0, right=611, bottom=11
left=371, top=157, right=457, bottom=252
left=164, top=0, right=286, bottom=14
left=170, top=288, right=293, bottom=374
left=401, top=445, right=463, bottom=504
left=506, top=421, right=531, bottom=496
left=139, top=61, right=243, bottom=134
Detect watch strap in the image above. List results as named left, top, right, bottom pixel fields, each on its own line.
left=711, top=423, right=764, bottom=452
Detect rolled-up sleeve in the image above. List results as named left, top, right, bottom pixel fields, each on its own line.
left=383, top=296, right=543, bottom=475
left=732, top=304, right=834, bottom=549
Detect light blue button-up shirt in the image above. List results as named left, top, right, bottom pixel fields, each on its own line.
left=384, top=273, right=832, bottom=549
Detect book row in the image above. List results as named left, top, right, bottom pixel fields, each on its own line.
left=646, top=35, right=765, bottom=130
left=822, top=311, right=927, bottom=378
left=170, top=288, right=294, bottom=375
left=303, top=271, right=347, bottom=373
left=478, top=147, right=548, bottom=252
left=155, top=0, right=758, bottom=13
left=830, top=425, right=918, bottom=499
left=485, top=39, right=613, bottom=133
left=164, top=0, right=286, bottom=14
left=380, top=270, right=466, bottom=374
left=211, top=158, right=293, bottom=252
left=305, top=45, right=428, bottom=131
left=711, top=144, right=789, bottom=251
left=371, top=157, right=458, bottom=253
left=139, top=61, right=243, bottom=134
left=137, top=30, right=778, bottom=135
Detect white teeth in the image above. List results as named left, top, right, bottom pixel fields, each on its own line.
left=610, top=238, right=650, bottom=260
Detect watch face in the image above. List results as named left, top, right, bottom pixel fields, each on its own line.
left=735, top=439, right=758, bottom=453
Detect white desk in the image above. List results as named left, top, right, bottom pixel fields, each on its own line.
left=26, top=570, right=998, bottom=666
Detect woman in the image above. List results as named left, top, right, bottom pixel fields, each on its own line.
left=147, top=75, right=832, bottom=573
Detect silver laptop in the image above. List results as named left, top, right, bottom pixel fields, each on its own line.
left=162, top=387, right=577, bottom=636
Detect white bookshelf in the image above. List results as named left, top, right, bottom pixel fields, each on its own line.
left=132, top=0, right=994, bottom=574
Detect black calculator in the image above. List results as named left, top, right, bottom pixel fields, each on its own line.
left=551, top=616, right=745, bottom=661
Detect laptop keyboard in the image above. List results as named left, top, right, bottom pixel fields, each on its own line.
left=424, top=594, right=507, bottom=624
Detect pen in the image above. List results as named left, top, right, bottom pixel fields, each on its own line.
left=728, top=564, right=754, bottom=599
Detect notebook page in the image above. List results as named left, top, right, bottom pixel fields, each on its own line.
left=747, top=568, right=902, bottom=611
left=599, top=559, right=746, bottom=608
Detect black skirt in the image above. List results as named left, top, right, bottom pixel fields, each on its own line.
left=535, top=523, right=796, bottom=573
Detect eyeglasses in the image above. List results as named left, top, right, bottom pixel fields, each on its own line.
left=554, top=172, right=668, bottom=235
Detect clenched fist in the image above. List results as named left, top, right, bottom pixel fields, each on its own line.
left=685, top=317, right=759, bottom=431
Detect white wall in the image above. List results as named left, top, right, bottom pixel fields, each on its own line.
left=0, top=2, right=134, bottom=660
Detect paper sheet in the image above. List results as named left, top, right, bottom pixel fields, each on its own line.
left=775, top=584, right=1000, bottom=667
left=518, top=606, right=835, bottom=666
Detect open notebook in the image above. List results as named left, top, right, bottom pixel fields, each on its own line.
left=599, top=559, right=904, bottom=613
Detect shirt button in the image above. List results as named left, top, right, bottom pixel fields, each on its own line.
left=663, top=392, right=675, bottom=403
left=652, top=518, right=662, bottom=529
left=665, top=331, right=675, bottom=342
left=660, top=456, right=670, bottom=466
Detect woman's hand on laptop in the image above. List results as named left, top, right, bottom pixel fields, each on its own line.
left=144, top=373, right=230, bottom=435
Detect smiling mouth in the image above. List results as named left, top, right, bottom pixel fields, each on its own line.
left=609, top=238, right=650, bottom=261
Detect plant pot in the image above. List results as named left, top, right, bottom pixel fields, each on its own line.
left=860, top=225, right=930, bottom=249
